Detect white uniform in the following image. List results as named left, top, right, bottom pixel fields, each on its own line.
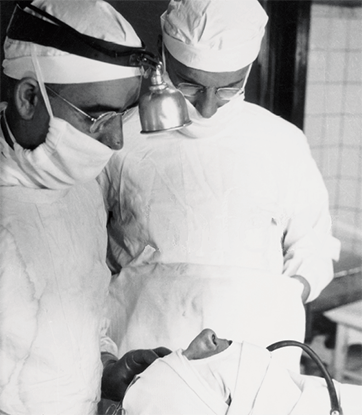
left=0, top=111, right=116, bottom=414
left=98, top=97, right=340, bottom=371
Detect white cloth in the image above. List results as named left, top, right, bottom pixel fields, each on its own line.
left=123, top=342, right=361, bottom=415
left=161, top=0, right=268, bottom=71
left=189, top=342, right=242, bottom=403
left=3, top=0, right=142, bottom=82
left=0, top=104, right=114, bottom=189
left=3, top=53, right=141, bottom=84
left=105, top=263, right=306, bottom=371
left=0, top=117, right=117, bottom=414
left=123, top=348, right=230, bottom=415
left=175, top=86, right=247, bottom=138
left=98, top=99, right=340, bottom=371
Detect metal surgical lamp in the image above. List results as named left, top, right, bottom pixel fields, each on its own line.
left=8, top=2, right=191, bottom=135
left=135, top=53, right=191, bottom=134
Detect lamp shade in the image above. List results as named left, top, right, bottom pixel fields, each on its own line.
left=139, top=67, right=191, bottom=134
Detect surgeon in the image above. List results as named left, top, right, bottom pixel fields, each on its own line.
left=98, top=0, right=340, bottom=372
left=0, top=1, right=170, bottom=414
left=122, top=329, right=362, bottom=415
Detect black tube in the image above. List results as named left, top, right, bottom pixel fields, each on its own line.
left=267, top=340, right=342, bottom=415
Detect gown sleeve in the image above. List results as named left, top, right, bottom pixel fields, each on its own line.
left=282, top=134, right=340, bottom=302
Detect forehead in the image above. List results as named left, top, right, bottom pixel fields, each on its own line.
left=167, top=53, right=249, bottom=88
left=56, top=77, right=141, bottom=106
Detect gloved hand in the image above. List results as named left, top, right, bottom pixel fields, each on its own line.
left=101, top=347, right=172, bottom=402
left=290, top=274, right=311, bottom=304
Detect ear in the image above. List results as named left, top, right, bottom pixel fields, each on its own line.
left=14, top=77, right=41, bottom=120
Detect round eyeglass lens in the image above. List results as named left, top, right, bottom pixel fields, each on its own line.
left=216, top=88, right=243, bottom=101
left=122, top=106, right=137, bottom=123
left=177, top=84, right=203, bottom=97
left=90, top=112, right=118, bottom=134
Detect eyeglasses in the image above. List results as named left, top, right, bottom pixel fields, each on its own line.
left=45, top=86, right=137, bottom=134
left=176, top=83, right=244, bottom=101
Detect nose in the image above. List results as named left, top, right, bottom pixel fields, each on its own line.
left=200, top=329, right=218, bottom=348
left=97, top=116, right=123, bottom=150
left=183, top=328, right=233, bottom=360
left=198, top=329, right=231, bottom=355
left=195, top=89, right=218, bottom=118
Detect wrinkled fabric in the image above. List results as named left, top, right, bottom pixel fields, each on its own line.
left=0, top=105, right=114, bottom=189
left=105, top=263, right=305, bottom=371
left=123, top=348, right=229, bottom=415
left=0, top=120, right=116, bottom=414
left=98, top=100, right=340, bottom=371
left=189, top=342, right=242, bottom=403
left=161, top=0, right=268, bottom=71
left=123, top=341, right=361, bottom=415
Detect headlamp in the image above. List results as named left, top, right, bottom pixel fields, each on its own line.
left=7, top=2, right=191, bottom=134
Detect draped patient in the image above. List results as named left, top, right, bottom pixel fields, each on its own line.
left=122, top=329, right=362, bottom=415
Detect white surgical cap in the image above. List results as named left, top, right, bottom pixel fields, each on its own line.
left=161, top=0, right=268, bottom=72
left=3, top=0, right=142, bottom=83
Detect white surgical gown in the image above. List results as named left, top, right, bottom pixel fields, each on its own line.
left=98, top=100, right=340, bottom=371
left=0, top=118, right=115, bottom=414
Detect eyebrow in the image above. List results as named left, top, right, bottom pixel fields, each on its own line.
left=176, top=70, right=198, bottom=85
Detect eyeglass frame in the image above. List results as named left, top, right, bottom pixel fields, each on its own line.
left=175, top=82, right=245, bottom=101
left=45, top=85, right=137, bottom=134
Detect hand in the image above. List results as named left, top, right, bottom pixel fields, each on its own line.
left=101, top=347, right=172, bottom=402
left=290, top=275, right=311, bottom=304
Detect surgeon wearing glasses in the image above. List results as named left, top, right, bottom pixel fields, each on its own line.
left=45, top=82, right=139, bottom=150
left=166, top=49, right=251, bottom=119
left=0, top=1, right=174, bottom=413
left=98, top=0, right=339, bottom=375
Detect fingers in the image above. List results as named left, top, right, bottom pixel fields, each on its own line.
left=102, top=348, right=173, bottom=401
left=152, top=347, right=172, bottom=357
left=130, top=347, right=172, bottom=365
left=122, top=347, right=173, bottom=380
left=127, top=349, right=159, bottom=368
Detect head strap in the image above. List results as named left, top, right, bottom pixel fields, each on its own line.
left=7, top=2, right=147, bottom=67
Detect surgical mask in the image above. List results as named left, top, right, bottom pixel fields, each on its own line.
left=162, top=46, right=251, bottom=139
left=163, top=66, right=251, bottom=139
left=8, top=116, right=114, bottom=189
left=6, top=45, right=115, bottom=189
left=188, top=342, right=242, bottom=404
left=179, top=93, right=246, bottom=139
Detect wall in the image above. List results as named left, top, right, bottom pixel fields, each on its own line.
left=304, top=2, right=362, bottom=257
left=0, top=1, right=14, bottom=100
